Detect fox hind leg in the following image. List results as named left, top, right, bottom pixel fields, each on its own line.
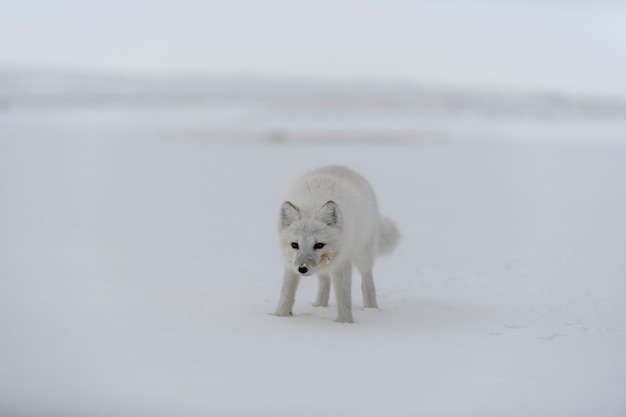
left=360, top=269, right=378, bottom=309
left=332, top=262, right=354, bottom=323
left=356, top=246, right=378, bottom=309
left=314, top=273, right=331, bottom=307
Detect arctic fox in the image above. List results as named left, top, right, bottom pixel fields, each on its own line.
left=275, top=165, right=400, bottom=323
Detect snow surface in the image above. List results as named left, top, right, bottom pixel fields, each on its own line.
left=1, top=78, right=626, bottom=416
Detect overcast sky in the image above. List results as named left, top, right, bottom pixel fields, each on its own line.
left=1, top=0, right=625, bottom=97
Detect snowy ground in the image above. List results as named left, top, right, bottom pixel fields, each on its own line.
left=1, top=78, right=626, bottom=416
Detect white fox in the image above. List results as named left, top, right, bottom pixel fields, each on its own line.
left=275, top=165, right=400, bottom=323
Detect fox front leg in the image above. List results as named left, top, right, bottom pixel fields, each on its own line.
left=275, top=269, right=301, bottom=317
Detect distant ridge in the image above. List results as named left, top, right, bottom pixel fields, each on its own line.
left=1, top=69, right=626, bottom=121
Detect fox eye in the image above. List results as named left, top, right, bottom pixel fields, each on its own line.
left=313, top=242, right=325, bottom=250
left=291, top=242, right=299, bottom=249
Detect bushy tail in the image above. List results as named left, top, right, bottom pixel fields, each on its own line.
left=377, top=216, right=400, bottom=256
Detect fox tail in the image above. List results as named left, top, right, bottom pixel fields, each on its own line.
left=377, top=216, right=400, bottom=256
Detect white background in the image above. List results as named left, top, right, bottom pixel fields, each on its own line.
left=1, top=0, right=626, bottom=96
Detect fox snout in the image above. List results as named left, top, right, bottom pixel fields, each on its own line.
left=295, top=259, right=315, bottom=276
left=295, top=253, right=317, bottom=276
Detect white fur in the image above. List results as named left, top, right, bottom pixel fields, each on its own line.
left=275, top=165, right=400, bottom=323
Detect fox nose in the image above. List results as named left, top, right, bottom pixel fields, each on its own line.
left=298, top=266, right=308, bottom=274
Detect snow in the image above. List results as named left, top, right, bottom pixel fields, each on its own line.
left=1, top=76, right=626, bottom=416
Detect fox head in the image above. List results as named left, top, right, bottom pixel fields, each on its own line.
left=278, top=200, right=342, bottom=276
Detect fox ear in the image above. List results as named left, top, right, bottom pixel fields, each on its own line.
left=317, top=201, right=341, bottom=227
left=280, top=201, right=301, bottom=229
